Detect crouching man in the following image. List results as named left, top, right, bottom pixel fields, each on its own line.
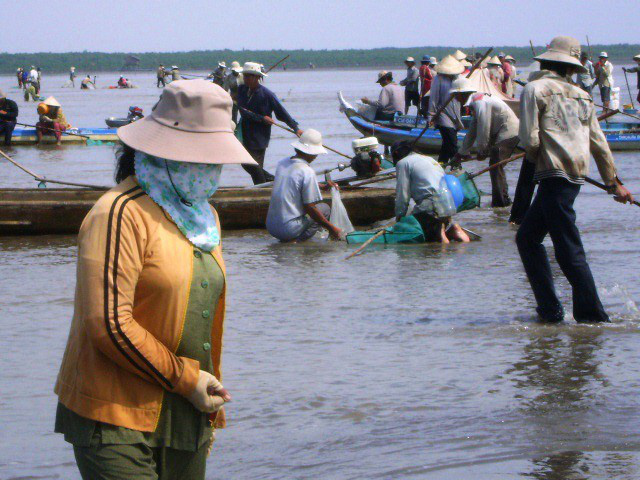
left=391, top=141, right=469, bottom=244
left=266, top=129, right=343, bottom=242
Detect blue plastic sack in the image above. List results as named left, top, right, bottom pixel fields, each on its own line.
left=444, top=174, right=464, bottom=208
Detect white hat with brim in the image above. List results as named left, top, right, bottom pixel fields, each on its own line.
left=534, top=36, right=586, bottom=73
left=599, top=52, right=608, bottom=58
left=634, top=54, right=640, bottom=61
left=429, top=57, right=438, bottom=65
left=43, top=96, right=61, bottom=107
left=291, top=129, right=327, bottom=156
left=487, top=55, right=503, bottom=66
left=449, top=77, right=477, bottom=94
left=242, top=62, right=267, bottom=77
left=171, top=66, right=179, bottom=69
left=218, top=62, right=226, bottom=68
left=435, top=55, right=465, bottom=75
left=405, top=57, right=415, bottom=63
left=117, top=80, right=257, bottom=165
left=460, top=59, right=472, bottom=67
left=376, top=70, right=392, bottom=83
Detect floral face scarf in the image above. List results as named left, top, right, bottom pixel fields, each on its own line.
left=135, top=151, right=223, bottom=250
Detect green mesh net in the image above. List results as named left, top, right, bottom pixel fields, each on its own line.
left=346, top=216, right=425, bottom=245
left=453, top=171, right=481, bottom=212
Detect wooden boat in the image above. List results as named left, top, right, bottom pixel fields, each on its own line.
left=339, top=92, right=640, bottom=152
left=10, top=127, right=119, bottom=145
left=0, top=186, right=394, bottom=235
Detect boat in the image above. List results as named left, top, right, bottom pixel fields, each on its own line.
left=10, top=127, right=119, bottom=145
left=0, top=186, right=395, bottom=235
left=339, top=93, right=640, bottom=152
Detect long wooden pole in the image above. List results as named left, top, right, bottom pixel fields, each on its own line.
left=265, top=54, right=290, bottom=74
left=411, top=47, right=493, bottom=149
left=595, top=105, right=640, bottom=122
left=16, top=121, right=91, bottom=139
left=586, top=36, right=592, bottom=60
left=623, top=70, right=636, bottom=110
left=0, top=148, right=108, bottom=189
left=529, top=40, right=537, bottom=57
left=469, top=152, right=526, bottom=179
left=345, top=219, right=396, bottom=260
left=584, top=176, right=640, bottom=207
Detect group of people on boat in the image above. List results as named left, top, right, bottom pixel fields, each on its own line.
left=41, top=36, right=638, bottom=480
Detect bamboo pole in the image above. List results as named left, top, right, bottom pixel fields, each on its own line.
left=344, top=219, right=396, bottom=260
left=16, top=122, right=90, bottom=139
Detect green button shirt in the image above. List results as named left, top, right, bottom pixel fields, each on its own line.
left=56, top=247, right=225, bottom=452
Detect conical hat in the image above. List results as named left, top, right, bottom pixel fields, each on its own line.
left=43, top=96, right=61, bottom=107
left=487, top=55, right=502, bottom=66
left=454, top=50, right=467, bottom=61
left=435, top=55, right=465, bottom=75
left=460, top=59, right=472, bottom=67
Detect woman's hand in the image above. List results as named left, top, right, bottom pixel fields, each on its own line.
left=187, top=370, right=230, bottom=413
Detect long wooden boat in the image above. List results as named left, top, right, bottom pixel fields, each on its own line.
left=0, top=186, right=394, bottom=235
left=339, top=92, right=640, bottom=152
left=10, top=127, right=119, bottom=145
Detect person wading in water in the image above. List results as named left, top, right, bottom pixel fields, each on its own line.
left=516, top=36, right=634, bottom=324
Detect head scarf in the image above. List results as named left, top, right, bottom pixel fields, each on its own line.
left=135, top=151, right=222, bottom=250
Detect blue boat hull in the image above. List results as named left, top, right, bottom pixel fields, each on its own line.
left=11, top=127, right=118, bottom=145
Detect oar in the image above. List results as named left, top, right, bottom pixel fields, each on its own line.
left=595, top=105, right=640, bottom=122
left=529, top=40, right=537, bottom=57
left=468, top=152, right=526, bottom=179
left=16, top=121, right=90, bottom=139
left=238, top=106, right=351, bottom=159
left=584, top=176, right=640, bottom=208
left=0, top=148, right=108, bottom=189
left=349, top=172, right=396, bottom=187
left=345, top=219, right=396, bottom=260
left=586, top=35, right=593, bottom=61
left=623, top=69, right=636, bottom=110
left=410, top=47, right=493, bottom=150
left=265, top=54, right=290, bottom=74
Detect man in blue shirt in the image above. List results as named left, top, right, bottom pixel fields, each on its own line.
left=237, top=62, right=302, bottom=184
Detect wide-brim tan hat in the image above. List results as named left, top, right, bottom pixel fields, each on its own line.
left=454, top=50, right=467, bottom=61
left=449, top=77, right=477, bottom=94
left=534, top=36, right=586, bottom=72
left=43, top=96, right=61, bottom=107
left=435, top=55, right=464, bottom=75
left=118, top=80, right=257, bottom=165
left=505, top=55, right=516, bottom=63
left=242, top=62, right=267, bottom=77
left=291, top=129, right=327, bottom=155
left=376, top=70, right=392, bottom=83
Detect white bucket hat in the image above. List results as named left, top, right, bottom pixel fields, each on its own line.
left=633, top=54, right=640, bottom=61
left=218, top=61, right=226, bottom=68
left=449, top=77, right=477, bottom=94
left=43, top=96, right=61, bottom=107
left=405, top=56, right=415, bottom=63
left=429, top=57, right=438, bottom=65
left=453, top=50, right=467, bottom=61
left=534, top=36, right=586, bottom=72
left=118, top=80, right=257, bottom=165
left=435, top=55, right=464, bottom=75
left=231, top=60, right=242, bottom=72
left=376, top=70, right=392, bottom=83
left=599, top=52, right=608, bottom=58
left=291, top=129, right=327, bottom=156
left=242, top=62, right=267, bottom=77
left=171, top=65, right=179, bottom=69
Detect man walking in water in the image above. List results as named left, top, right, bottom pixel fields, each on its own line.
left=516, top=36, right=634, bottom=324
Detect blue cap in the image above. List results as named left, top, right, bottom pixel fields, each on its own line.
left=422, top=55, right=430, bottom=62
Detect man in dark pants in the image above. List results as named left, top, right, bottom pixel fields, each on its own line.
left=0, top=90, right=19, bottom=146
left=236, top=62, right=302, bottom=185
left=516, top=36, right=634, bottom=323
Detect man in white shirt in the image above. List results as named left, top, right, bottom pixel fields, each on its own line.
left=266, top=129, right=342, bottom=242
left=361, top=71, right=404, bottom=121
left=594, top=52, right=614, bottom=110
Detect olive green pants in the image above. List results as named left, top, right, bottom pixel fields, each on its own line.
left=73, top=440, right=208, bottom=480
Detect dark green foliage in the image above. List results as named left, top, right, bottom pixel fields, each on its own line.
left=1, top=44, right=638, bottom=74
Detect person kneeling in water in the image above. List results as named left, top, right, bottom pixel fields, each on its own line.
left=266, top=129, right=343, bottom=242
left=392, top=141, right=469, bottom=244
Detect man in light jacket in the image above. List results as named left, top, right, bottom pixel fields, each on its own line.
left=516, top=36, right=634, bottom=324
left=399, top=57, right=420, bottom=115
left=362, top=71, right=404, bottom=121
left=453, top=88, right=520, bottom=207
left=576, top=52, right=595, bottom=94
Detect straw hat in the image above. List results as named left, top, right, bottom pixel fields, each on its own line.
left=117, top=80, right=257, bottom=165
left=487, top=55, right=502, bottom=66
left=291, top=129, right=327, bottom=156
left=533, top=36, right=586, bottom=72
left=231, top=61, right=242, bottom=72
left=449, top=77, right=477, bottom=94
left=505, top=55, right=516, bottom=64
left=43, top=96, right=61, bottom=107
left=405, top=56, right=415, bottom=63
left=460, top=59, right=472, bottom=67
left=430, top=57, right=438, bottom=65
left=242, top=62, right=267, bottom=77
left=453, top=50, right=467, bottom=61
left=599, top=52, right=608, bottom=58
left=435, top=55, right=464, bottom=75
left=376, top=70, right=392, bottom=83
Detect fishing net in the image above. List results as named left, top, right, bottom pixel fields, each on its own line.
left=346, top=216, right=425, bottom=244
left=452, top=171, right=481, bottom=212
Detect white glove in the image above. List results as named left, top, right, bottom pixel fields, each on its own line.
left=187, top=370, right=231, bottom=413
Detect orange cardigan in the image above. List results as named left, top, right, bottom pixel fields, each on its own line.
left=55, top=177, right=227, bottom=432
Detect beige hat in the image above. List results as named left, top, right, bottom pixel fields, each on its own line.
left=218, top=61, right=226, bottom=68
left=291, top=129, right=327, bottom=156
left=599, top=52, right=608, bottom=58
left=43, top=96, right=61, bottom=107
left=505, top=55, right=516, bottom=63
left=487, top=55, right=502, bottom=66
left=435, top=55, right=465, bottom=75
left=460, top=59, right=472, bottom=67
left=231, top=61, right=242, bottom=72
left=376, top=70, right=392, bottom=83
left=429, top=56, right=438, bottom=65
left=117, top=80, right=257, bottom=165
left=453, top=50, right=467, bottom=61
left=534, top=36, right=586, bottom=72
left=634, top=54, right=640, bottom=61
left=449, top=77, right=477, bottom=94
left=405, top=56, right=415, bottom=63
left=242, top=61, right=267, bottom=77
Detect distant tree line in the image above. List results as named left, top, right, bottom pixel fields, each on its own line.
left=1, top=44, right=639, bottom=74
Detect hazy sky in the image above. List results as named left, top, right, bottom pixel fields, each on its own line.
left=1, top=0, right=637, bottom=53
